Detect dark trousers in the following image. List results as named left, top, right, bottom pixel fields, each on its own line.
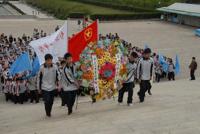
left=8, top=93, right=13, bottom=102
left=42, top=90, right=55, bottom=116
left=5, top=93, right=9, bottom=102
left=190, top=69, right=195, bottom=80
left=30, top=90, right=39, bottom=103
left=77, top=86, right=86, bottom=96
left=118, top=82, right=134, bottom=104
left=13, top=95, right=19, bottom=104
left=24, top=91, right=29, bottom=102
left=161, top=72, right=167, bottom=78
left=19, top=93, right=25, bottom=104
left=155, top=73, right=161, bottom=82
left=168, top=72, right=175, bottom=81
left=13, top=93, right=25, bottom=104
left=59, top=89, right=65, bottom=106
left=63, top=90, right=77, bottom=112
left=138, top=80, right=151, bottom=102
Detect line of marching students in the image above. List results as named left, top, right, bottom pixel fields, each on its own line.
left=36, top=49, right=155, bottom=117
left=1, top=49, right=198, bottom=119
left=1, top=48, right=156, bottom=117
left=0, top=30, right=185, bottom=118
left=1, top=48, right=197, bottom=119
left=1, top=52, right=78, bottom=117
left=36, top=53, right=79, bottom=116
left=2, top=76, right=40, bottom=104
left=118, top=48, right=154, bottom=106
left=0, top=30, right=182, bottom=117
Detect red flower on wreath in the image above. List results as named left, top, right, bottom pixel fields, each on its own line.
left=99, top=62, right=116, bottom=80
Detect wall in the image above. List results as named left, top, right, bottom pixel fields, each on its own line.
left=162, top=13, right=200, bottom=27
left=178, top=15, right=200, bottom=27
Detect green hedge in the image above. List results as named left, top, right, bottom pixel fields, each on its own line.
left=25, top=0, right=91, bottom=19
left=73, top=0, right=187, bottom=9
left=68, top=12, right=87, bottom=18
left=25, top=0, right=160, bottom=20
left=90, top=12, right=161, bottom=21
left=71, top=0, right=155, bottom=12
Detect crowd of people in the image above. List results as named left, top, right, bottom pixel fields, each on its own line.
left=0, top=26, right=198, bottom=117
left=119, top=36, right=177, bottom=83
left=0, top=29, right=48, bottom=105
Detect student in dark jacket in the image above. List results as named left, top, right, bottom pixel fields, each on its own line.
left=58, top=60, right=66, bottom=107
left=60, top=53, right=79, bottom=115
left=189, top=57, right=197, bottom=80
left=118, top=52, right=138, bottom=106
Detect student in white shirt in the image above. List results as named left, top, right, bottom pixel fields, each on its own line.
left=168, top=59, right=175, bottom=81
left=137, top=48, right=154, bottom=103
left=37, top=54, right=60, bottom=117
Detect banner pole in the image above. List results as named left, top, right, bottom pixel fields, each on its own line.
left=97, top=19, right=99, bottom=41
left=75, top=93, right=79, bottom=110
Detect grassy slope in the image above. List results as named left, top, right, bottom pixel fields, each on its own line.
left=64, top=0, right=133, bottom=14
left=93, top=0, right=187, bottom=8
left=26, top=0, right=134, bottom=15
left=25, top=0, right=161, bottom=20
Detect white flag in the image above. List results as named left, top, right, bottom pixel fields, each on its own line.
left=30, top=21, right=68, bottom=65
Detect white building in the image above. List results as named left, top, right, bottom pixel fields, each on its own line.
left=157, top=3, right=200, bottom=27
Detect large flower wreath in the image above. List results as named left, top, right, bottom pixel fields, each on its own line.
left=76, top=38, right=128, bottom=101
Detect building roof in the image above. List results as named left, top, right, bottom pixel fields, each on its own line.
left=157, top=3, right=200, bottom=17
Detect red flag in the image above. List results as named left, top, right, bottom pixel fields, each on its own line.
left=68, top=20, right=98, bottom=62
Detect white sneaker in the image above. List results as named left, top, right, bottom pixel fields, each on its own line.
left=118, top=102, right=123, bottom=106
left=128, top=103, right=133, bottom=106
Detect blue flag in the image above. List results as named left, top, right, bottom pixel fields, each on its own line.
left=158, top=53, right=165, bottom=64
left=159, top=53, right=169, bottom=73
left=9, top=52, right=32, bottom=76
left=195, top=29, right=200, bottom=37
left=31, top=56, right=40, bottom=76
left=23, top=56, right=40, bottom=79
left=175, top=54, right=180, bottom=75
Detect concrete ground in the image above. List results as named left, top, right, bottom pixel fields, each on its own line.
left=0, top=78, right=200, bottom=134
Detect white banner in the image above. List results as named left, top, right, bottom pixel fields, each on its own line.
left=92, top=55, right=99, bottom=93
left=30, top=21, right=68, bottom=65
left=114, top=54, right=121, bottom=89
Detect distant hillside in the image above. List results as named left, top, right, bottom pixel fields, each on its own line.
left=25, top=0, right=160, bottom=20
left=78, top=0, right=187, bottom=9
left=186, top=0, right=200, bottom=3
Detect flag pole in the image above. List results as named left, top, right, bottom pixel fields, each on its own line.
left=75, top=93, right=79, bottom=110
left=97, top=19, right=99, bottom=41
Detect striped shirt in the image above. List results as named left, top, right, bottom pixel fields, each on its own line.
left=125, top=61, right=137, bottom=83
left=61, top=64, right=78, bottom=92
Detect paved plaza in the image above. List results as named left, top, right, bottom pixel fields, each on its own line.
left=0, top=78, right=200, bottom=134
left=0, top=18, right=200, bottom=134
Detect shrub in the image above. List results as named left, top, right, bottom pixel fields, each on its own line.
left=25, top=0, right=161, bottom=20
left=90, top=12, right=161, bottom=21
